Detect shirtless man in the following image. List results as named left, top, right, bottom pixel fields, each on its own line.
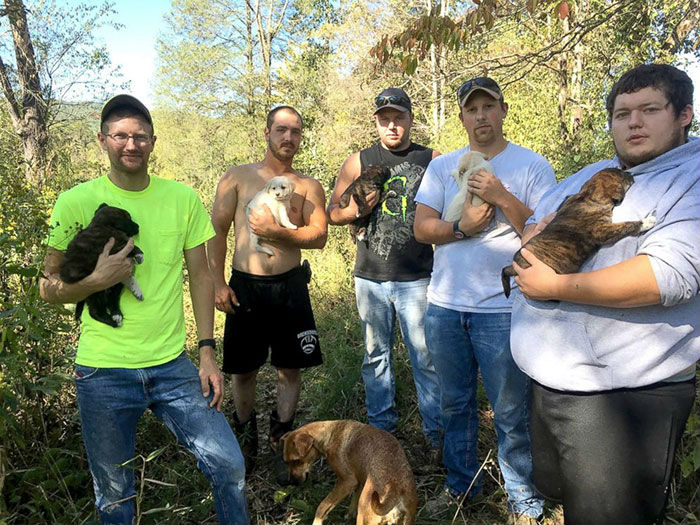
left=208, top=106, right=327, bottom=483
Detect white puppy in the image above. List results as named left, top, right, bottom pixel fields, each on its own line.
left=247, top=175, right=297, bottom=256
left=444, top=150, right=493, bottom=222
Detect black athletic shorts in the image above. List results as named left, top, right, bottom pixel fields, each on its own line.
left=222, top=260, right=323, bottom=374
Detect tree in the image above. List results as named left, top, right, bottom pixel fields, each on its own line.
left=370, top=0, right=700, bottom=173
left=0, top=0, right=121, bottom=183
left=0, top=0, right=47, bottom=183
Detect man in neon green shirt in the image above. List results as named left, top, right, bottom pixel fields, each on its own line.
left=39, top=95, right=249, bottom=524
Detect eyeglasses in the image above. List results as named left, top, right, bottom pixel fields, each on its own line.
left=457, top=78, right=501, bottom=102
left=375, top=95, right=410, bottom=108
left=104, top=133, right=153, bottom=146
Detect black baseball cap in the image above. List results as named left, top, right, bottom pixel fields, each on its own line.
left=373, top=87, right=412, bottom=115
left=100, top=94, right=153, bottom=128
left=457, top=77, right=503, bottom=106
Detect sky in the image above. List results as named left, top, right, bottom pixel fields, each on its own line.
left=93, top=0, right=700, bottom=109
left=93, top=0, right=172, bottom=107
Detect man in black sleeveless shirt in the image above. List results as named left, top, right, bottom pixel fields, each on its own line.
left=327, top=88, right=443, bottom=452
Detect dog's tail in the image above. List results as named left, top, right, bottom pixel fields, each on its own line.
left=501, top=265, right=515, bottom=298
left=370, top=481, right=399, bottom=517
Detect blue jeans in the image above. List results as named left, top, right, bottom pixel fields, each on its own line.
left=75, top=353, right=250, bottom=525
left=424, top=305, right=543, bottom=518
left=355, top=277, right=442, bottom=447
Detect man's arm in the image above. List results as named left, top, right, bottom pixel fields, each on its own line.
left=326, top=153, right=378, bottom=225
left=521, top=213, right=555, bottom=245
left=208, top=170, right=239, bottom=313
left=468, top=169, right=533, bottom=235
left=249, top=177, right=328, bottom=249
left=39, top=240, right=135, bottom=304
left=414, top=197, right=494, bottom=246
left=513, top=249, right=661, bottom=307
left=184, top=243, right=225, bottom=411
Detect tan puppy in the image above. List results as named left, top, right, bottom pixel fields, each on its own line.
left=501, top=167, right=656, bottom=297
left=281, top=420, right=417, bottom=525
left=246, top=175, right=297, bottom=256
left=444, top=150, right=493, bottom=222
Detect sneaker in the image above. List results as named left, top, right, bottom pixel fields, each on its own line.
left=232, top=410, right=258, bottom=474
left=423, top=488, right=466, bottom=517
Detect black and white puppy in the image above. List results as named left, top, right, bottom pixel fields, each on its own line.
left=59, top=203, right=144, bottom=327
left=338, top=165, right=393, bottom=242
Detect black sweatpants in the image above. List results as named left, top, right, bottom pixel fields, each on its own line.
left=530, top=378, right=696, bottom=525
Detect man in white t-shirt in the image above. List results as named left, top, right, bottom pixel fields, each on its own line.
left=414, top=77, right=555, bottom=522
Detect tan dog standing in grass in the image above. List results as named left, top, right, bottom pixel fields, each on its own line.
left=281, top=420, right=417, bottom=525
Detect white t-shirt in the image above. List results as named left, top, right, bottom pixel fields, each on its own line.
left=415, top=142, right=556, bottom=312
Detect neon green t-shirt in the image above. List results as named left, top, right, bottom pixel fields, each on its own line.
left=48, top=175, right=215, bottom=368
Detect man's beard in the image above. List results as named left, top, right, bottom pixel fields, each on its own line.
left=269, top=139, right=297, bottom=161
left=614, top=127, right=684, bottom=168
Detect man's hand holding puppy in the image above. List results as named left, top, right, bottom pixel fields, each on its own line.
left=513, top=249, right=660, bottom=307
left=41, top=237, right=136, bottom=304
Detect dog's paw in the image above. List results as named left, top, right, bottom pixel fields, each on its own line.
left=111, top=314, right=123, bottom=327
left=287, top=224, right=298, bottom=230
left=133, top=291, right=144, bottom=301
left=134, top=253, right=144, bottom=264
left=640, top=215, right=656, bottom=232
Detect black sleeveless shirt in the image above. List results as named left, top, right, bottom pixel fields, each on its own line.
left=354, top=142, right=434, bottom=281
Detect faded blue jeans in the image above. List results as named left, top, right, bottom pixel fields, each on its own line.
left=424, top=305, right=543, bottom=518
left=75, top=352, right=250, bottom=525
left=355, top=277, right=442, bottom=447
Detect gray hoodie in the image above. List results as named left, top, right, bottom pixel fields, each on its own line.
left=511, top=138, right=699, bottom=391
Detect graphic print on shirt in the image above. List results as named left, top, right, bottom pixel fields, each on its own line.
left=366, top=161, right=425, bottom=260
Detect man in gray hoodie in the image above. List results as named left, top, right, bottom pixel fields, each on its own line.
left=510, top=63, right=698, bottom=525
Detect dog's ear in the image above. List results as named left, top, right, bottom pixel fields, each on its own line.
left=97, top=203, right=109, bottom=210
left=284, top=431, right=314, bottom=461
left=287, top=179, right=296, bottom=194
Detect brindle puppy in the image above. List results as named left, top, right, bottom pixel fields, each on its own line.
left=501, top=168, right=655, bottom=297
left=338, top=165, right=393, bottom=242
left=60, top=203, right=144, bottom=327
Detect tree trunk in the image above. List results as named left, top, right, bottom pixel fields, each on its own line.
left=0, top=0, right=49, bottom=184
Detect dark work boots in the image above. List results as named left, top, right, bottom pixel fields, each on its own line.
left=232, top=410, right=258, bottom=474
left=269, top=409, right=295, bottom=486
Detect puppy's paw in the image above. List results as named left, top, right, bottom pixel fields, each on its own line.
left=112, top=314, right=123, bottom=327
left=356, top=229, right=367, bottom=242
left=133, top=291, right=144, bottom=301
left=640, top=215, right=656, bottom=232
left=287, top=224, right=297, bottom=230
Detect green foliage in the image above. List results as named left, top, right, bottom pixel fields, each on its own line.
left=0, top=0, right=125, bottom=112
left=1, top=1, right=699, bottom=523
left=0, top=139, right=86, bottom=524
